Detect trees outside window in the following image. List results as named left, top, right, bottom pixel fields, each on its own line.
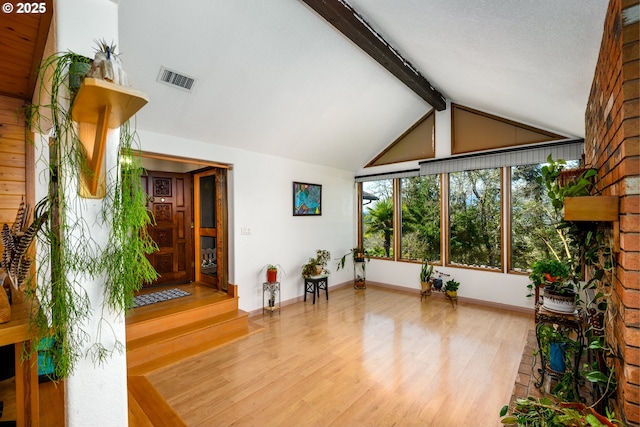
left=362, top=180, right=394, bottom=258
left=510, top=163, right=577, bottom=272
left=400, top=175, right=441, bottom=262
left=448, top=168, right=501, bottom=269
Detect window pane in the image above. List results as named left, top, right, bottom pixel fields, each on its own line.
left=448, top=168, right=501, bottom=269
left=400, top=175, right=441, bottom=262
left=362, top=180, right=394, bottom=258
left=510, top=162, right=578, bottom=272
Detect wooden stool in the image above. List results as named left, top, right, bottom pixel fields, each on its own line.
left=303, top=275, right=328, bottom=304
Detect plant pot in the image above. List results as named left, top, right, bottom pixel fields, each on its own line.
left=559, top=403, right=616, bottom=427
left=315, top=265, right=323, bottom=275
left=549, top=342, right=566, bottom=372
left=433, top=278, right=443, bottom=291
left=266, top=269, right=277, bottom=283
left=542, top=288, right=576, bottom=314
left=445, top=290, right=457, bottom=298
left=421, top=280, right=432, bottom=295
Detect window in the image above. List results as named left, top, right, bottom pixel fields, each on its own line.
left=362, top=179, right=394, bottom=258
left=448, top=168, right=502, bottom=269
left=510, top=163, right=577, bottom=272
left=400, top=175, right=441, bottom=262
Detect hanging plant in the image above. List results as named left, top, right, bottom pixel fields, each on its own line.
left=25, top=45, right=156, bottom=377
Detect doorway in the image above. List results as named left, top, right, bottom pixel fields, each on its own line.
left=139, top=155, right=230, bottom=291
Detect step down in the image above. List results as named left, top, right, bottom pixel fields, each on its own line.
left=126, top=286, right=263, bottom=376
left=128, top=376, right=187, bottom=427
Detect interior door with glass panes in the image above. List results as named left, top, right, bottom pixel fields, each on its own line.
left=194, top=168, right=228, bottom=290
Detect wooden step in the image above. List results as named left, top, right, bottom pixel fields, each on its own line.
left=126, top=295, right=239, bottom=342
left=127, top=310, right=249, bottom=375
left=128, top=376, right=186, bottom=427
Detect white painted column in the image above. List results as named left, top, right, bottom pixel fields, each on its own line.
left=52, top=1, right=128, bottom=425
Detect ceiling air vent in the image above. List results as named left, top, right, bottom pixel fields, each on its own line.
left=157, top=66, right=196, bottom=91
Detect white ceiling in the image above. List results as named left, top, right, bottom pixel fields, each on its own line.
left=118, top=0, right=608, bottom=172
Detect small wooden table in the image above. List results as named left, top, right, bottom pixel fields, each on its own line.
left=0, top=297, right=39, bottom=427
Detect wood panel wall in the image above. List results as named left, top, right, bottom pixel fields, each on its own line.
left=0, top=95, right=30, bottom=252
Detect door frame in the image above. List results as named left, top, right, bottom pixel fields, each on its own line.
left=138, top=152, right=231, bottom=291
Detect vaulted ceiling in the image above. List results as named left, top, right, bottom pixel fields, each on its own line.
left=2, top=1, right=608, bottom=172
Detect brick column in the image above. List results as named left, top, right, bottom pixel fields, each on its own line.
left=585, top=0, right=640, bottom=425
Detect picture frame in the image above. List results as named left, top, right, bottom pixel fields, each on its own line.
left=293, top=182, right=322, bottom=216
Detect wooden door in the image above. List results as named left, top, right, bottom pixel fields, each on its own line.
left=143, top=171, right=193, bottom=286
left=194, top=168, right=228, bottom=291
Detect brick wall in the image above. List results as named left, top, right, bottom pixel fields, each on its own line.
left=585, top=0, right=640, bottom=425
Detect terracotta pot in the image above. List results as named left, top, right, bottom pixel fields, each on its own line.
left=266, top=269, right=277, bottom=283
left=315, top=265, right=323, bottom=275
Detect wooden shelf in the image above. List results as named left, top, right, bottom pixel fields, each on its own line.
left=70, top=78, right=148, bottom=198
left=71, top=78, right=148, bottom=128
left=564, top=196, right=619, bottom=222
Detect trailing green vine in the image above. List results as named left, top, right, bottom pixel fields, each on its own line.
left=26, top=48, right=157, bottom=377
left=90, top=120, right=158, bottom=364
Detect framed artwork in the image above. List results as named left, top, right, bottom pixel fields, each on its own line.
left=293, top=182, right=322, bottom=216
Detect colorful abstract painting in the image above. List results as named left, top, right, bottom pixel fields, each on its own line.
left=293, top=182, right=322, bottom=216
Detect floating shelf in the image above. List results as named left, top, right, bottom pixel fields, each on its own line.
left=564, top=196, right=619, bottom=222
left=72, top=78, right=148, bottom=127
left=564, top=195, right=620, bottom=252
left=71, top=78, right=148, bottom=198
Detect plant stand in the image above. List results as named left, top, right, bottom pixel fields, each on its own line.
left=534, top=304, right=585, bottom=399
left=353, top=257, right=366, bottom=289
left=262, top=282, right=281, bottom=316
left=445, top=291, right=457, bottom=308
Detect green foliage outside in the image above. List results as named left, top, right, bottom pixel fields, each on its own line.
left=362, top=180, right=394, bottom=257
left=400, top=175, right=441, bottom=262
left=449, top=168, right=501, bottom=269
left=511, top=164, right=575, bottom=272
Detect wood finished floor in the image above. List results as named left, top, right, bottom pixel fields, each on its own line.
left=146, top=285, right=533, bottom=427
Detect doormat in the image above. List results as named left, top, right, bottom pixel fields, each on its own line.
left=132, top=288, right=191, bottom=308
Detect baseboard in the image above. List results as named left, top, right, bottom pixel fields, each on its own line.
left=248, top=279, right=533, bottom=317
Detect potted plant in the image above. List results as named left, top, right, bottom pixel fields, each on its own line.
left=445, top=279, right=459, bottom=298
left=529, top=259, right=576, bottom=313
left=336, top=247, right=370, bottom=270
left=420, top=261, right=434, bottom=295
left=336, top=247, right=370, bottom=288
left=301, top=249, right=331, bottom=278
left=261, top=264, right=284, bottom=283
left=500, top=396, right=618, bottom=426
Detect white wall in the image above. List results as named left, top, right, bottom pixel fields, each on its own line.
left=41, top=1, right=128, bottom=426
left=137, top=129, right=357, bottom=311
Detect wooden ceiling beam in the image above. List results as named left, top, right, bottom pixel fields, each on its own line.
left=302, top=0, right=446, bottom=111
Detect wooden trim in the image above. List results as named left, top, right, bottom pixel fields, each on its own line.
left=393, top=178, right=401, bottom=261
left=505, top=166, right=513, bottom=273
left=356, top=182, right=363, bottom=247
left=141, top=151, right=232, bottom=170
left=442, top=173, right=449, bottom=266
